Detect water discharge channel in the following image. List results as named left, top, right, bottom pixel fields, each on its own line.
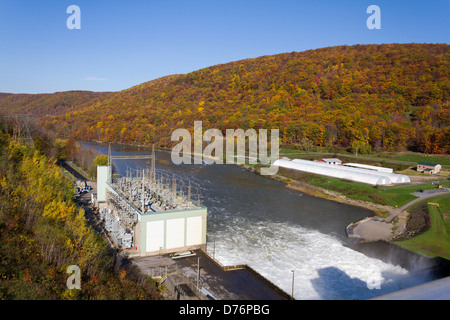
left=82, top=142, right=446, bottom=300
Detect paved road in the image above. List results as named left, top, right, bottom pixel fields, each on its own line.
left=59, top=160, right=88, bottom=181
left=386, top=190, right=450, bottom=223
left=350, top=190, right=450, bottom=241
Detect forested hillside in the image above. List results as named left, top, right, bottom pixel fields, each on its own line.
left=0, top=91, right=112, bottom=117
left=0, top=121, right=161, bottom=299
left=2, top=43, right=449, bottom=154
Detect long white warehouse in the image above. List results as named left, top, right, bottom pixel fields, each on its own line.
left=343, top=163, right=393, bottom=173
left=296, top=159, right=409, bottom=184
left=273, top=159, right=410, bottom=186
left=291, top=159, right=410, bottom=183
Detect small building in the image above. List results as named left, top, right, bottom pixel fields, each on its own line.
left=318, top=158, right=342, bottom=165
left=417, top=162, right=441, bottom=174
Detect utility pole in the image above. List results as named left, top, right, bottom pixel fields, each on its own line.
left=152, top=144, right=156, bottom=183
left=142, top=169, right=145, bottom=212
left=108, top=143, right=112, bottom=182
left=213, top=233, right=216, bottom=260
left=197, top=257, right=200, bottom=290
left=291, top=270, right=295, bottom=300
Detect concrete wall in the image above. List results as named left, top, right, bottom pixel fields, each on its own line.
left=138, top=207, right=208, bottom=255
left=97, top=166, right=109, bottom=202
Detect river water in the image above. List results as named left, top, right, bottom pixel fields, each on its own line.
left=82, top=142, right=443, bottom=300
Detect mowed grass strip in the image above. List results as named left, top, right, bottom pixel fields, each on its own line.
left=388, top=153, right=450, bottom=169
left=305, top=173, right=448, bottom=208
left=395, top=195, right=450, bottom=259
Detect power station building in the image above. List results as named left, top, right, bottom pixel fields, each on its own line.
left=274, top=158, right=410, bottom=186
left=95, top=163, right=207, bottom=256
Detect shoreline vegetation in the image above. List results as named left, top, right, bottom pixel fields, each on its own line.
left=80, top=139, right=447, bottom=219
left=240, top=163, right=393, bottom=216
left=238, top=159, right=450, bottom=259
left=0, top=131, right=163, bottom=299
left=257, top=165, right=393, bottom=215
left=394, top=195, right=450, bottom=260
left=74, top=139, right=450, bottom=259
left=1, top=42, right=449, bottom=300
left=4, top=131, right=445, bottom=300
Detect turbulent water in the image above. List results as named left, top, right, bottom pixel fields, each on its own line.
left=82, top=142, right=439, bottom=299
left=210, top=220, right=435, bottom=300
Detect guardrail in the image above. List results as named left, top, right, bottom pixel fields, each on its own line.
left=150, top=264, right=209, bottom=300
left=428, top=202, right=440, bottom=207
left=64, top=160, right=91, bottom=180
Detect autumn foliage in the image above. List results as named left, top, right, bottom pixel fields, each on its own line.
left=0, top=128, right=161, bottom=299
left=1, top=43, right=449, bottom=154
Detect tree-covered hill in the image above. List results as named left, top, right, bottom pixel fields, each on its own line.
left=2, top=43, right=449, bottom=153
left=0, top=91, right=112, bottom=118
left=0, top=123, right=161, bottom=299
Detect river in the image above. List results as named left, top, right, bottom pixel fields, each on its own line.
left=81, top=141, right=445, bottom=300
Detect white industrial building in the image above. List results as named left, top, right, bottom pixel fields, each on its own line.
left=274, top=158, right=410, bottom=186
left=95, top=165, right=207, bottom=256
left=343, top=163, right=393, bottom=173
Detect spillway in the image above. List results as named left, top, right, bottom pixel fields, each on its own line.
left=82, top=142, right=441, bottom=300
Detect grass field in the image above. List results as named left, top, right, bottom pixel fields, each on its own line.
left=273, top=148, right=450, bottom=259
left=394, top=195, right=450, bottom=259
left=281, top=168, right=450, bottom=208
left=274, top=147, right=450, bottom=207
left=279, top=147, right=450, bottom=169
left=389, top=154, right=450, bottom=167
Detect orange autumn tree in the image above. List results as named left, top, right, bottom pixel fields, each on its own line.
left=1, top=44, right=449, bottom=154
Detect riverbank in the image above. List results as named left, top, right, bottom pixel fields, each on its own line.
left=77, top=140, right=450, bottom=298
left=240, top=162, right=450, bottom=257
left=393, top=195, right=450, bottom=260
left=80, top=140, right=448, bottom=250
left=241, top=163, right=394, bottom=217
left=79, top=140, right=436, bottom=216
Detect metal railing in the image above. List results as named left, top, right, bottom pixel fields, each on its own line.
left=149, top=264, right=209, bottom=300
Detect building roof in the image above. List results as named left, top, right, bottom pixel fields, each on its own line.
left=343, top=163, right=393, bottom=173
left=320, top=158, right=342, bottom=162
left=418, top=162, right=439, bottom=167
left=274, top=158, right=411, bottom=185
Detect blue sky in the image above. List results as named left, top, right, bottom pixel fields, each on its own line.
left=0, top=0, right=448, bottom=93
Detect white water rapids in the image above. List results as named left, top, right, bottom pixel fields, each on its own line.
left=82, top=142, right=438, bottom=300
left=207, top=216, right=434, bottom=300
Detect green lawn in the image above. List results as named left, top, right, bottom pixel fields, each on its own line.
left=303, top=173, right=450, bottom=208
left=394, top=195, right=450, bottom=259
left=389, top=154, right=450, bottom=167
left=279, top=147, right=450, bottom=169
left=272, top=150, right=450, bottom=259
left=274, top=148, right=450, bottom=208
left=376, top=183, right=450, bottom=207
